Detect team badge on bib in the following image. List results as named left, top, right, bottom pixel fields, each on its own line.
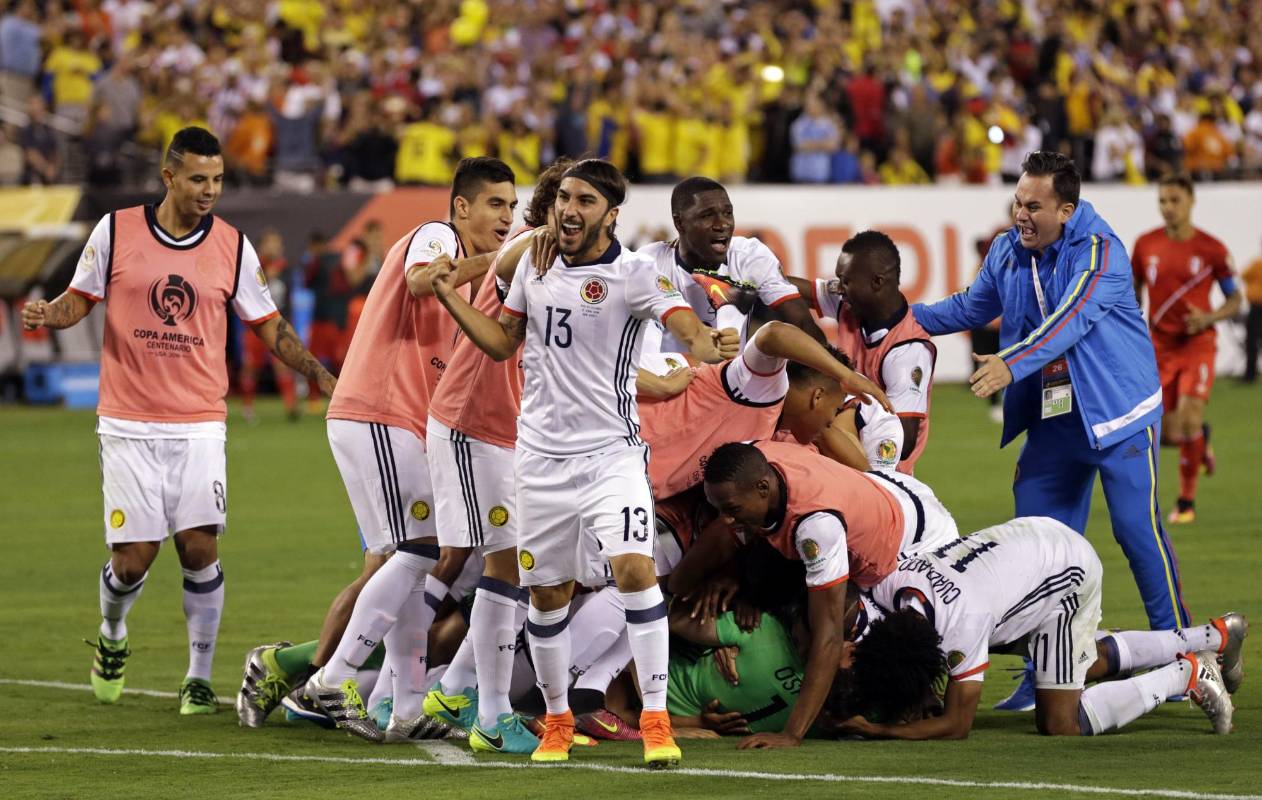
left=580, top=277, right=608, bottom=304
left=82, top=244, right=96, bottom=269
left=655, top=275, right=677, bottom=294
left=109, top=509, right=125, bottom=529
left=410, top=501, right=431, bottom=521
left=947, top=650, right=965, bottom=669
left=488, top=505, right=509, bottom=527
left=801, top=539, right=820, bottom=561
left=878, top=439, right=898, bottom=462
left=255, top=267, right=267, bottom=287
left=425, top=239, right=445, bottom=257
left=518, top=550, right=535, bottom=571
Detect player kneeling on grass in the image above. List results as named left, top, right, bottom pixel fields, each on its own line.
left=840, top=517, right=1246, bottom=739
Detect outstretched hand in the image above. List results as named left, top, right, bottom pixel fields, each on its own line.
left=969, top=353, right=1012, bottom=398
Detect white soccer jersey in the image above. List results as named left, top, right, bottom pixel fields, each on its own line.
left=851, top=394, right=904, bottom=472
left=639, top=237, right=800, bottom=351
left=504, top=241, right=689, bottom=457
left=863, top=517, right=1101, bottom=684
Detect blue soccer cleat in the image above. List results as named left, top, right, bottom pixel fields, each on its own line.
left=994, top=659, right=1036, bottom=711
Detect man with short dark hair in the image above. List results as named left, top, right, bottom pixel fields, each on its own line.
left=912, top=151, right=1189, bottom=709
left=22, top=127, right=335, bottom=715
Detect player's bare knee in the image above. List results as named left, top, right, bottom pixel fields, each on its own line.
left=110, top=542, right=158, bottom=583
left=173, top=529, right=219, bottom=570
left=432, top=546, right=471, bottom=584
left=483, top=547, right=519, bottom=584
left=608, top=553, right=656, bottom=592
left=530, top=583, right=572, bottom=612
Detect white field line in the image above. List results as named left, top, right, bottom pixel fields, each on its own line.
left=413, top=741, right=477, bottom=765
left=1, top=745, right=1259, bottom=800
left=0, top=677, right=233, bottom=706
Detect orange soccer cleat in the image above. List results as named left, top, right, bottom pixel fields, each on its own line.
left=639, top=709, right=681, bottom=769
left=530, top=710, right=575, bottom=763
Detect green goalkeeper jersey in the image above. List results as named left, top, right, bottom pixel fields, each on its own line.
left=667, top=612, right=806, bottom=734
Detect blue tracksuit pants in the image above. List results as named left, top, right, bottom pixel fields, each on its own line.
left=1013, top=407, right=1190, bottom=630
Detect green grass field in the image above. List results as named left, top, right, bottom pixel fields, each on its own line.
left=1, top=384, right=1259, bottom=799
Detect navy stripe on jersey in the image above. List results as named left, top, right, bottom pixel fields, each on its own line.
left=997, top=567, right=1086, bottom=628
left=868, top=471, right=926, bottom=546
left=613, top=316, right=644, bottom=446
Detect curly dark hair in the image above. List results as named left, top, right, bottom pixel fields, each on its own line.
left=850, top=608, right=948, bottom=724
left=523, top=157, right=573, bottom=228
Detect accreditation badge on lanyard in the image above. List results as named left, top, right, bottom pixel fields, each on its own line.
left=1032, top=256, right=1073, bottom=419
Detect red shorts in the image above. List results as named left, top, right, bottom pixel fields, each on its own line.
left=1156, top=341, right=1215, bottom=411
left=308, top=320, right=348, bottom=369
left=241, top=331, right=270, bottom=370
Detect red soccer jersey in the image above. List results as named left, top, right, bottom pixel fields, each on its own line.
left=1132, top=227, right=1234, bottom=350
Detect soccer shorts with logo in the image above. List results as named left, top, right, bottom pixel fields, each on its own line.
left=515, top=445, right=656, bottom=587
left=1156, top=341, right=1215, bottom=412
left=426, top=418, right=516, bottom=554
left=99, top=435, right=226, bottom=543
left=327, top=419, right=436, bottom=555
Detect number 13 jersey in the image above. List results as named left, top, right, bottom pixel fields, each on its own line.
left=503, top=240, right=689, bottom=458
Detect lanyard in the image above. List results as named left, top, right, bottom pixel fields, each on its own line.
left=1031, top=255, right=1053, bottom=320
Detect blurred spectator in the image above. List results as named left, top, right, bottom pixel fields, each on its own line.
left=19, top=96, right=59, bottom=184
left=94, top=58, right=142, bottom=140
left=85, top=103, right=127, bottom=185
left=1146, top=113, right=1184, bottom=179
left=790, top=93, right=840, bottom=184
left=225, top=100, right=274, bottom=185
left=1243, top=247, right=1262, bottom=383
left=879, top=140, right=931, bottom=184
left=847, top=58, right=887, bottom=157
left=0, top=0, right=41, bottom=108
left=1183, top=113, right=1234, bottom=179
left=830, top=132, right=862, bottom=184
left=240, top=229, right=298, bottom=422
left=497, top=113, right=541, bottom=184
left=1092, top=108, right=1145, bottom=183
left=0, top=124, right=22, bottom=184
left=633, top=95, right=675, bottom=184
left=302, top=231, right=354, bottom=407
left=396, top=102, right=456, bottom=186
left=43, top=29, right=101, bottom=133
left=271, top=81, right=324, bottom=191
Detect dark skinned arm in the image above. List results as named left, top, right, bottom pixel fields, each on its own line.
left=252, top=315, right=337, bottom=396
left=737, top=580, right=846, bottom=749
left=899, top=416, right=922, bottom=461
left=668, top=517, right=741, bottom=599
left=776, top=295, right=828, bottom=344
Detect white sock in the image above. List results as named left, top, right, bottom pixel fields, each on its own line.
left=386, top=582, right=432, bottom=720
left=1079, top=659, right=1192, bottom=734
left=574, top=629, right=632, bottom=694
left=366, top=666, right=392, bottom=711
left=440, top=637, right=479, bottom=696
left=325, top=550, right=432, bottom=683
left=181, top=562, right=224, bottom=682
left=1100, top=626, right=1221, bottom=676
left=99, top=561, right=145, bottom=641
left=424, top=573, right=452, bottom=606
left=569, top=588, right=630, bottom=692
left=471, top=576, right=521, bottom=728
left=621, top=585, right=669, bottom=712
left=527, top=603, right=572, bottom=715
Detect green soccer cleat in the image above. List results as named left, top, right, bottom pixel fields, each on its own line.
left=470, top=712, right=540, bottom=755
left=423, top=686, right=479, bottom=730
left=87, top=635, right=130, bottom=704
left=236, top=641, right=294, bottom=728
left=179, top=678, right=219, bottom=715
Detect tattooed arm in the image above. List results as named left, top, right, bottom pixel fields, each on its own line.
left=252, top=315, right=337, bottom=395
left=22, top=293, right=95, bottom=330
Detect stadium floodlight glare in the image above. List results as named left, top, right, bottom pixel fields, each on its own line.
left=988, top=125, right=1005, bottom=144
left=760, top=65, right=785, bottom=82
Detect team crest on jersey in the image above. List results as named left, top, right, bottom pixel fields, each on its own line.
left=878, top=439, right=898, bottom=462
left=580, top=277, right=608, bottom=304
left=947, top=650, right=965, bottom=669
left=81, top=244, right=96, bottom=270
left=488, top=505, right=509, bottom=527
left=911, top=367, right=924, bottom=388
left=255, top=267, right=267, bottom=287
left=425, top=239, right=445, bottom=257
left=519, top=549, right=535, bottom=571
left=109, top=509, right=125, bottom=529
left=410, top=500, right=430, bottom=521
left=655, top=275, right=677, bottom=294
left=664, top=357, right=683, bottom=370
left=825, top=278, right=841, bottom=296
left=148, top=274, right=199, bottom=327
left=801, top=539, right=820, bottom=561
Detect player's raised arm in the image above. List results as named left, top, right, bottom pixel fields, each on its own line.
left=22, top=292, right=94, bottom=330
left=406, top=251, right=495, bottom=298
left=662, top=309, right=733, bottom=363
left=431, top=253, right=523, bottom=361
left=251, top=314, right=337, bottom=396
left=754, top=321, right=892, bottom=412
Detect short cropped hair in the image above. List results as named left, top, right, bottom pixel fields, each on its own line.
left=166, top=127, right=221, bottom=165
left=1021, top=150, right=1081, bottom=207
left=786, top=343, right=853, bottom=386
left=671, top=176, right=727, bottom=217
left=1158, top=172, right=1195, bottom=196
left=451, top=157, right=516, bottom=216
left=841, top=230, right=901, bottom=281
left=702, top=442, right=768, bottom=487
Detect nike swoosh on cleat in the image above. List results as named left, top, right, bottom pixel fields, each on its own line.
left=709, top=285, right=727, bottom=302
left=593, top=717, right=618, bottom=734
left=481, top=730, right=505, bottom=749
left=434, top=696, right=461, bottom=716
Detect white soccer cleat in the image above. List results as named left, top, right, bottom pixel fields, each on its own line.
left=1186, top=651, right=1234, bottom=735
left=1211, top=613, right=1247, bottom=694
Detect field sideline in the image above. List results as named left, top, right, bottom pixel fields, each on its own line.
left=1, top=384, right=1259, bottom=799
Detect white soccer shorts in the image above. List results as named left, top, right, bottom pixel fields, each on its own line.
left=327, top=419, right=436, bottom=555
left=515, top=445, right=657, bottom=587
left=99, top=435, right=226, bottom=543
left=426, top=418, right=516, bottom=554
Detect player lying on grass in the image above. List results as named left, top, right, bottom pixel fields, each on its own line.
left=840, top=517, right=1247, bottom=739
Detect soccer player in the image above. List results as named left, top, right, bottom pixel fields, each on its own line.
left=21, top=127, right=336, bottom=714
left=913, top=151, right=1189, bottom=642
left=1132, top=174, right=1242, bottom=523
left=238, top=228, right=298, bottom=422
left=236, top=158, right=517, bottom=740
left=792, top=230, right=937, bottom=474
left=841, top=518, right=1247, bottom=739
left=431, top=158, right=729, bottom=767
left=638, top=176, right=825, bottom=349
left=420, top=159, right=572, bottom=755
left=699, top=439, right=958, bottom=749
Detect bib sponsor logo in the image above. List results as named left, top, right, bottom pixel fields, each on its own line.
left=109, top=509, right=126, bottom=529
left=488, top=505, right=509, bottom=527
left=148, top=274, right=199, bottom=327
left=580, top=277, right=608, bottom=304
left=425, top=239, right=445, bottom=258
left=519, top=549, right=535, bottom=571
left=410, top=501, right=430, bottom=521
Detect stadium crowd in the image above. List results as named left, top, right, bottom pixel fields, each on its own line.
left=2, top=0, right=1262, bottom=188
